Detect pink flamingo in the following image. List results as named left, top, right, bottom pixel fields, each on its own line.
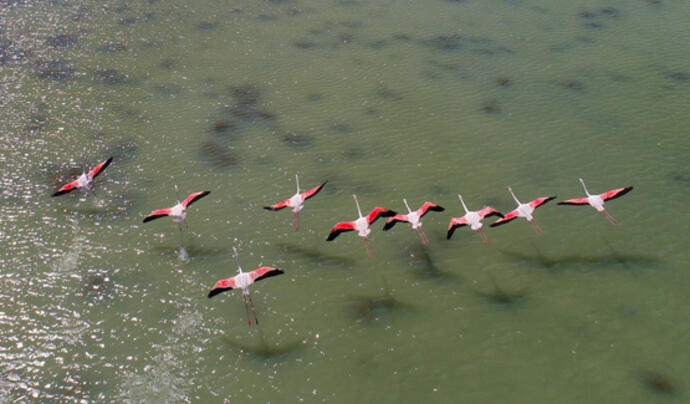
left=142, top=186, right=210, bottom=249
left=52, top=157, right=113, bottom=197
left=326, top=194, right=396, bottom=258
left=208, top=246, right=284, bottom=326
left=264, top=175, right=327, bottom=230
left=557, top=178, right=633, bottom=225
left=447, top=194, right=503, bottom=245
left=491, top=187, right=556, bottom=234
left=382, top=199, right=444, bottom=244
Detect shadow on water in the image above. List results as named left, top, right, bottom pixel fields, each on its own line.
left=151, top=244, right=228, bottom=258
left=276, top=242, right=356, bottom=268
left=223, top=329, right=303, bottom=361
left=403, top=243, right=457, bottom=281
left=473, top=274, right=528, bottom=305
left=638, top=371, right=678, bottom=397
left=500, top=248, right=661, bottom=271
left=346, top=290, right=412, bottom=323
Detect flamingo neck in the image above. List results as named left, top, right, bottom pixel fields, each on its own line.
left=458, top=194, right=469, bottom=213
left=579, top=178, right=591, bottom=196
left=353, top=194, right=363, bottom=218
left=403, top=198, right=412, bottom=213
left=508, top=187, right=520, bottom=205
left=174, top=184, right=181, bottom=204
left=295, top=174, right=300, bottom=193
left=233, top=247, right=243, bottom=274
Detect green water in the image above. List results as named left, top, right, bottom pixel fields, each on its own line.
left=1, top=0, right=688, bottom=402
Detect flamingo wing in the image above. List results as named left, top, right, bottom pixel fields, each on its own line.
left=52, top=179, right=80, bottom=197
left=326, top=221, right=356, bottom=241
left=528, top=196, right=556, bottom=209
left=478, top=206, right=503, bottom=219
left=250, top=267, right=285, bottom=282
left=300, top=181, right=327, bottom=201
left=417, top=202, right=445, bottom=218
left=208, top=276, right=238, bottom=298
left=600, top=186, right=633, bottom=202
left=558, top=197, right=590, bottom=206
left=446, top=216, right=468, bottom=240
left=143, top=208, right=172, bottom=223
left=87, top=157, right=113, bottom=179
left=264, top=198, right=290, bottom=211
left=366, top=207, right=396, bottom=225
left=490, top=209, right=520, bottom=227
left=182, top=191, right=210, bottom=208
left=382, top=214, right=409, bottom=231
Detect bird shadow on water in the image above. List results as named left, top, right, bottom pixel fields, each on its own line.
left=276, top=242, right=357, bottom=268
left=638, top=370, right=680, bottom=398
left=472, top=273, right=529, bottom=305
left=222, top=327, right=303, bottom=361
left=402, top=243, right=457, bottom=282
left=500, top=243, right=661, bottom=271
left=346, top=278, right=412, bottom=324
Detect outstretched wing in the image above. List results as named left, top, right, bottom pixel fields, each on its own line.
left=558, top=197, right=589, bottom=206
left=264, top=197, right=290, bottom=211
left=300, top=181, right=327, bottom=201
left=447, top=216, right=468, bottom=240
left=52, top=179, right=80, bottom=197
left=143, top=208, right=171, bottom=223
left=478, top=206, right=503, bottom=219
left=600, top=186, right=633, bottom=202
left=417, top=202, right=444, bottom=218
left=529, top=196, right=556, bottom=209
left=88, top=157, right=113, bottom=179
left=366, top=207, right=396, bottom=225
left=250, top=267, right=284, bottom=282
left=326, top=221, right=356, bottom=241
left=382, top=214, right=409, bottom=231
left=490, top=209, right=519, bottom=227
left=182, top=191, right=210, bottom=208
left=208, top=276, right=238, bottom=298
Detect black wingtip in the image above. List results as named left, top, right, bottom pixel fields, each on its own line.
left=208, top=287, right=230, bottom=298
left=382, top=221, right=395, bottom=231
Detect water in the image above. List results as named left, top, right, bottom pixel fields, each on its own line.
left=1, top=0, right=689, bottom=402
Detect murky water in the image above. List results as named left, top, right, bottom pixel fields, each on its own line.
left=1, top=0, right=688, bottom=402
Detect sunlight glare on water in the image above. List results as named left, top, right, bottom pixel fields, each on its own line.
left=1, top=0, right=689, bottom=402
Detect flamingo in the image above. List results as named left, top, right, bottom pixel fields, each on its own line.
left=142, top=186, right=210, bottom=250
left=208, top=246, right=284, bottom=326
left=557, top=178, right=633, bottom=225
left=264, top=175, right=327, bottom=230
left=52, top=157, right=113, bottom=197
left=382, top=199, right=444, bottom=244
left=326, top=194, right=396, bottom=258
left=490, top=187, right=556, bottom=234
left=447, top=194, right=503, bottom=245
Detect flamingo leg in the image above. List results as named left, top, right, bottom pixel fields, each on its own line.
left=293, top=211, right=299, bottom=231
left=529, top=219, right=543, bottom=235
left=363, top=237, right=373, bottom=258
left=177, top=223, right=185, bottom=249
left=248, top=293, right=260, bottom=325
left=417, top=227, right=429, bottom=245
left=243, top=294, right=252, bottom=326
left=477, top=228, right=489, bottom=246
left=602, top=210, right=617, bottom=226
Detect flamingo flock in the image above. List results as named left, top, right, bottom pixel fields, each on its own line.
left=50, top=158, right=634, bottom=326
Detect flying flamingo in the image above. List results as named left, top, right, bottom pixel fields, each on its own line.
left=447, top=194, right=503, bottom=245
left=264, top=175, right=327, bottom=230
left=326, top=194, right=396, bottom=258
left=490, top=187, right=556, bottom=234
left=142, top=186, right=210, bottom=250
left=382, top=199, right=444, bottom=244
left=52, top=157, right=113, bottom=197
left=557, top=178, right=633, bottom=225
left=208, top=246, right=284, bottom=326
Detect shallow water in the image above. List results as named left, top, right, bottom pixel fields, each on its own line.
left=1, top=0, right=689, bottom=402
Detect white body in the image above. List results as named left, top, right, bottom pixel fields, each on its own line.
left=459, top=196, right=483, bottom=230
left=77, top=172, right=91, bottom=191
left=404, top=199, right=422, bottom=229
left=170, top=203, right=186, bottom=222
left=509, top=188, right=534, bottom=220
left=580, top=178, right=605, bottom=211
left=234, top=271, right=252, bottom=294
left=288, top=193, right=303, bottom=213
left=355, top=216, right=370, bottom=237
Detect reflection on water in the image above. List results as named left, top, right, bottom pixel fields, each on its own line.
left=1, top=0, right=689, bottom=402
